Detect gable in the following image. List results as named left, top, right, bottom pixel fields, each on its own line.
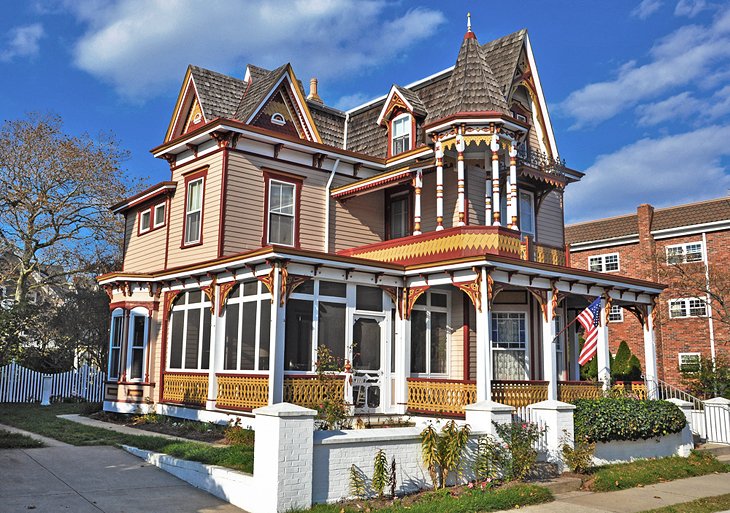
left=182, top=96, right=205, bottom=134
left=250, top=87, right=305, bottom=139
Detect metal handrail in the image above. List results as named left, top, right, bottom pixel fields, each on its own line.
left=654, top=377, right=705, bottom=410
left=516, top=145, right=566, bottom=176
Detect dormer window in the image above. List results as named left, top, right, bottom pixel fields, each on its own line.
left=391, top=114, right=411, bottom=156
left=271, top=112, right=286, bottom=126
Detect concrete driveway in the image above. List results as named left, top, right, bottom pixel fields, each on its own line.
left=0, top=445, right=246, bottom=513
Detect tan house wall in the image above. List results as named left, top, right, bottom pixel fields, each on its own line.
left=121, top=205, right=167, bottom=273
left=329, top=175, right=384, bottom=252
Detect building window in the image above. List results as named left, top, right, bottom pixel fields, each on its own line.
left=519, top=191, right=535, bottom=237
left=223, top=281, right=272, bottom=371
left=608, top=305, right=624, bottom=322
left=391, top=114, right=411, bottom=156
left=127, top=307, right=149, bottom=381
left=153, top=203, right=166, bottom=228
left=666, top=242, right=703, bottom=264
left=168, top=289, right=211, bottom=370
left=678, top=352, right=701, bottom=372
left=669, top=297, right=707, bottom=319
left=589, top=253, right=620, bottom=273
left=268, top=180, right=296, bottom=246
left=271, top=112, right=286, bottom=126
left=108, top=308, right=124, bottom=380
left=492, top=311, right=528, bottom=380
left=139, top=210, right=151, bottom=233
left=386, top=189, right=411, bottom=239
left=184, top=176, right=204, bottom=245
left=411, top=290, right=449, bottom=376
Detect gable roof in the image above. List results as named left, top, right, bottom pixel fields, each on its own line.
left=234, top=63, right=289, bottom=121
left=481, top=29, right=527, bottom=97
left=190, top=66, right=248, bottom=121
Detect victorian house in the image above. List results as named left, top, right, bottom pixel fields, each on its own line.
left=99, top=22, right=664, bottom=421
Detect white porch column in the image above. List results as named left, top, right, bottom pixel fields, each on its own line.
left=413, top=169, right=423, bottom=235
left=542, top=291, right=558, bottom=401
left=456, top=132, right=466, bottom=226
left=435, top=141, right=444, bottom=231
left=643, top=303, right=658, bottom=400
left=490, top=135, right=501, bottom=226
left=508, top=142, right=518, bottom=230
left=484, top=152, right=492, bottom=225
left=597, top=298, right=611, bottom=390
left=268, top=265, right=286, bottom=404
left=395, top=293, right=410, bottom=415
left=475, top=268, right=493, bottom=402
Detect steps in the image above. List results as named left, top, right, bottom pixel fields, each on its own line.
left=695, top=443, right=730, bottom=457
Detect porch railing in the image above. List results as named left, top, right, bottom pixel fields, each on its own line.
left=407, top=378, right=477, bottom=416
left=558, top=380, right=603, bottom=402
left=216, top=374, right=269, bottom=411
left=612, top=381, right=648, bottom=400
left=161, top=372, right=208, bottom=406
left=283, top=375, right=345, bottom=409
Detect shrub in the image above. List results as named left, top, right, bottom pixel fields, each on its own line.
left=314, top=345, right=351, bottom=430
left=224, top=418, right=255, bottom=446
left=474, top=421, right=544, bottom=481
left=420, top=420, right=471, bottom=489
left=574, top=397, right=686, bottom=443
left=611, top=341, right=642, bottom=382
left=560, top=430, right=595, bottom=474
left=372, top=448, right=388, bottom=497
left=681, top=353, right=730, bottom=400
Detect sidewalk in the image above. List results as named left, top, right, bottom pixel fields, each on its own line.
left=504, top=473, right=730, bottom=513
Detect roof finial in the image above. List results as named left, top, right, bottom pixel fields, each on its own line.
left=467, top=12, right=472, bottom=32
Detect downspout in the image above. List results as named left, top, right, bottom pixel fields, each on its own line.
left=324, top=158, right=340, bottom=253
left=702, top=232, right=716, bottom=364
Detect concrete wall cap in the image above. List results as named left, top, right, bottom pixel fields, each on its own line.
left=704, top=397, right=730, bottom=406
left=464, top=400, right=515, bottom=412
left=665, top=398, right=693, bottom=408
left=528, top=399, right=576, bottom=411
left=253, top=402, right=318, bottom=417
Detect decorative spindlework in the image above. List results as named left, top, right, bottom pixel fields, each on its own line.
left=163, top=290, right=183, bottom=315
left=452, top=275, right=481, bottom=313
left=404, top=285, right=430, bottom=320
left=161, top=373, right=208, bottom=405
left=533, top=244, right=567, bottom=266
left=492, top=380, right=548, bottom=408
left=216, top=374, right=269, bottom=410
left=406, top=378, right=476, bottom=416
left=527, top=288, right=549, bottom=322
left=202, top=275, right=217, bottom=315
left=283, top=376, right=344, bottom=409
left=557, top=381, right=602, bottom=402
left=379, top=285, right=402, bottom=318
left=217, top=281, right=237, bottom=316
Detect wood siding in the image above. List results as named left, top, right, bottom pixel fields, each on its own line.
left=121, top=209, right=167, bottom=273
left=536, top=190, right=564, bottom=247
left=450, top=292, right=465, bottom=380
left=329, top=175, right=384, bottom=252
left=223, top=152, right=265, bottom=254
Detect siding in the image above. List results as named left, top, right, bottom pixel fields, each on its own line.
left=330, top=175, right=384, bottom=252
left=467, top=163, right=487, bottom=226
left=166, top=151, right=224, bottom=269
left=450, top=293, right=465, bottom=380
left=122, top=205, right=168, bottom=273
left=223, top=152, right=266, bottom=253
left=536, top=190, right=564, bottom=247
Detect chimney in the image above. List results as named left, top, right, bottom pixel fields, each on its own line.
left=637, top=203, right=657, bottom=281
left=307, top=77, right=323, bottom=103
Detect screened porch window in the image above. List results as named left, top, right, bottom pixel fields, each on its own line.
left=492, top=311, right=528, bottom=380
left=168, top=290, right=211, bottom=370
left=223, top=281, right=272, bottom=371
left=411, top=290, right=449, bottom=376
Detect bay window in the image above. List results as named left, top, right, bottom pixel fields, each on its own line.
left=127, top=307, right=149, bottom=381
left=108, top=309, right=124, bottom=380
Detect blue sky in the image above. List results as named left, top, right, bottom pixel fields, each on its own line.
left=2, top=0, right=729, bottom=224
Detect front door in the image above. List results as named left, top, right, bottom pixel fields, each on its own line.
left=352, top=315, right=388, bottom=413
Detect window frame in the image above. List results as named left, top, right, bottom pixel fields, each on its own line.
left=518, top=190, right=536, bottom=237
left=181, top=168, right=207, bottom=248
left=139, top=209, right=151, bottom=234
left=385, top=186, right=412, bottom=240
left=410, top=289, right=451, bottom=377
left=262, top=170, right=303, bottom=248
left=678, top=352, right=701, bottom=372
left=390, top=113, right=412, bottom=157
left=126, top=306, right=150, bottom=382
left=153, top=202, right=166, bottom=228
left=608, top=304, right=624, bottom=322
left=490, top=306, right=530, bottom=380
left=668, top=297, right=707, bottom=319
left=222, top=280, right=272, bottom=373
left=167, top=289, right=213, bottom=371
left=666, top=241, right=704, bottom=264
left=588, top=253, right=620, bottom=273
left=108, top=308, right=125, bottom=380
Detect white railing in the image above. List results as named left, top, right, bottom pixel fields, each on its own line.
left=0, top=362, right=105, bottom=403
left=514, top=406, right=549, bottom=454
left=655, top=378, right=704, bottom=410
left=704, top=400, right=730, bottom=445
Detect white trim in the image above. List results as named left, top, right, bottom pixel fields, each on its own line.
left=168, top=74, right=205, bottom=143
left=167, top=289, right=213, bottom=371
left=184, top=176, right=204, bottom=245
left=490, top=305, right=530, bottom=380
left=608, top=304, right=624, bottom=322
left=652, top=219, right=730, bottom=239
left=108, top=308, right=124, bottom=380
left=588, top=252, right=620, bottom=273
left=112, top=184, right=176, bottom=214
left=665, top=241, right=704, bottom=264
left=390, top=113, right=412, bottom=156
left=410, top=289, right=451, bottom=377
left=139, top=210, right=151, bottom=233
left=569, top=235, right=640, bottom=251
left=153, top=202, right=166, bottom=228
left=376, top=87, right=415, bottom=126
left=126, top=306, right=150, bottom=382
left=668, top=297, right=707, bottom=319
left=266, top=178, right=296, bottom=246
left=426, top=118, right=525, bottom=135
left=524, top=33, right=559, bottom=158
left=221, top=280, right=272, bottom=372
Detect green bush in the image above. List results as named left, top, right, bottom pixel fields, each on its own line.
left=611, top=341, right=642, bottom=382
left=574, top=397, right=686, bottom=443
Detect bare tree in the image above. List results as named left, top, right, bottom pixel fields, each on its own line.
left=0, top=113, right=143, bottom=302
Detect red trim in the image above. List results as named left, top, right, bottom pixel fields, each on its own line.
left=406, top=408, right=466, bottom=418
left=162, top=371, right=209, bottom=376
left=215, top=372, right=269, bottom=378
left=181, top=167, right=208, bottom=248
left=331, top=169, right=414, bottom=199
left=111, top=181, right=176, bottom=213
left=164, top=196, right=171, bottom=269
left=109, top=300, right=159, bottom=311
left=218, top=147, right=229, bottom=258
left=261, top=169, right=304, bottom=248
left=407, top=377, right=476, bottom=384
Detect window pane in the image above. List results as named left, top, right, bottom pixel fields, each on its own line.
left=431, top=293, right=447, bottom=308
left=689, top=299, right=706, bottom=316
left=170, top=310, right=184, bottom=369
left=492, top=313, right=526, bottom=349
left=188, top=290, right=202, bottom=303
left=357, top=286, right=382, bottom=311
left=319, top=281, right=346, bottom=298
left=318, top=302, right=346, bottom=364
left=519, top=193, right=534, bottom=234
left=201, top=309, right=211, bottom=369
left=270, top=182, right=294, bottom=215
left=686, top=244, right=703, bottom=262
left=239, top=302, right=257, bottom=370
left=224, top=303, right=239, bottom=370
left=140, top=211, right=150, bottom=231
left=130, top=349, right=144, bottom=380
left=184, top=308, right=201, bottom=369
left=493, top=350, right=527, bottom=380
left=389, top=196, right=408, bottom=239
left=430, top=312, right=447, bottom=374
left=242, top=281, right=257, bottom=296
left=188, top=179, right=202, bottom=211
left=110, top=349, right=120, bottom=379
left=410, top=310, right=427, bottom=373
left=132, top=315, right=146, bottom=348
left=269, top=213, right=294, bottom=245
left=185, top=211, right=201, bottom=243
left=154, top=204, right=165, bottom=225
left=353, top=317, right=380, bottom=370
left=604, top=254, right=619, bottom=271
left=670, top=301, right=686, bottom=318
left=259, top=300, right=271, bottom=370
left=285, top=299, right=313, bottom=371
left=589, top=257, right=602, bottom=272
left=393, top=117, right=408, bottom=137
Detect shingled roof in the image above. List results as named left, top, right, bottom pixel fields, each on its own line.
left=482, top=29, right=527, bottom=96
left=393, top=85, right=427, bottom=117
left=189, top=66, right=248, bottom=121
left=234, top=63, right=290, bottom=122
left=565, top=196, right=730, bottom=245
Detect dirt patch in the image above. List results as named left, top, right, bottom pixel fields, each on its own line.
left=88, top=411, right=228, bottom=443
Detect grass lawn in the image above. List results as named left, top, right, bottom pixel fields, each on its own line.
left=0, top=403, right=253, bottom=473
left=590, top=451, right=729, bottom=492
left=295, top=485, right=552, bottom=513
left=0, top=429, right=44, bottom=449
left=640, top=493, right=730, bottom=513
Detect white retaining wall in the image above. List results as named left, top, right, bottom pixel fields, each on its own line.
left=592, top=427, right=693, bottom=466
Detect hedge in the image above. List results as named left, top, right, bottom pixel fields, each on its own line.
left=573, top=398, right=686, bottom=443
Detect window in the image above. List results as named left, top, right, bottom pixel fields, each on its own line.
left=139, top=210, right=151, bottom=233
left=411, top=290, right=449, bottom=376
left=678, top=352, right=701, bottom=372
left=184, top=176, right=204, bottom=245
left=492, top=311, right=528, bottom=380
left=127, top=307, right=149, bottom=381
left=386, top=189, right=411, bottom=240
left=267, top=180, right=296, bottom=246
left=223, top=281, right=272, bottom=371
left=154, top=203, right=166, bottom=228
left=608, top=305, right=624, bottom=322
left=589, top=253, right=620, bottom=273
left=669, top=297, right=707, bottom=319
left=271, top=112, right=286, bottom=126
left=666, top=242, right=704, bottom=264
left=519, top=191, right=535, bottom=236
left=391, top=114, right=411, bottom=156
left=168, top=290, right=212, bottom=370
left=108, top=309, right=124, bottom=380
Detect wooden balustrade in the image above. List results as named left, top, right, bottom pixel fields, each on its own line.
left=613, top=381, right=648, bottom=400
left=557, top=381, right=603, bottom=402
left=283, top=375, right=344, bottom=409
left=216, top=374, right=269, bottom=411
left=406, top=378, right=477, bottom=416
left=161, top=372, right=208, bottom=406
left=492, top=380, right=548, bottom=408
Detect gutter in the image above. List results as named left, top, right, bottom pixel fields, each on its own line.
left=324, top=159, right=341, bottom=252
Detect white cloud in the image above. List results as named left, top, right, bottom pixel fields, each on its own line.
left=636, top=85, right=730, bottom=125
left=632, top=0, right=663, bottom=19
left=675, top=0, right=707, bottom=17
left=565, top=125, right=730, bottom=223
left=0, top=23, right=44, bottom=62
left=557, top=8, right=730, bottom=128
left=62, top=0, right=445, bottom=101
left=333, top=92, right=373, bottom=111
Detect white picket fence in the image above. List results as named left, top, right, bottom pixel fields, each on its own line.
left=0, top=362, right=106, bottom=403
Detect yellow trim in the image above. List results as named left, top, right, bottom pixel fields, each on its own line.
left=286, top=66, right=322, bottom=144
left=164, top=67, right=194, bottom=143
left=331, top=166, right=413, bottom=195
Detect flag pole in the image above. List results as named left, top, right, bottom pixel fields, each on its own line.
left=551, top=313, right=582, bottom=344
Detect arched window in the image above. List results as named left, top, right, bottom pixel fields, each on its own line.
left=223, top=280, right=272, bottom=371
left=391, top=113, right=412, bottom=155
left=271, top=112, right=286, bottom=126
left=127, top=307, right=150, bottom=381
left=108, top=308, right=124, bottom=380
left=168, top=290, right=212, bottom=371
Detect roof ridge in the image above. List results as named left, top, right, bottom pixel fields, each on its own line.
left=233, top=63, right=289, bottom=121
left=654, top=195, right=730, bottom=213
left=565, top=212, right=638, bottom=228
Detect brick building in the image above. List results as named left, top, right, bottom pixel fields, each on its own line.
left=566, top=197, right=730, bottom=386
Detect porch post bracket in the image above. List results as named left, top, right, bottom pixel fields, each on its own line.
left=403, top=285, right=430, bottom=320
left=650, top=295, right=658, bottom=326
left=379, top=285, right=402, bottom=319
left=103, top=284, right=114, bottom=301
left=163, top=289, right=183, bottom=316
left=623, top=304, right=647, bottom=328
left=285, top=274, right=311, bottom=303
left=451, top=268, right=482, bottom=313
left=257, top=263, right=278, bottom=303
left=202, top=274, right=217, bottom=315
left=217, top=281, right=237, bottom=316
left=550, top=280, right=566, bottom=319
left=602, top=291, right=613, bottom=326
left=527, top=288, right=549, bottom=322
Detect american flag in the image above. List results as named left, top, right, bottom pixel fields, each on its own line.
left=577, top=297, right=602, bottom=366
